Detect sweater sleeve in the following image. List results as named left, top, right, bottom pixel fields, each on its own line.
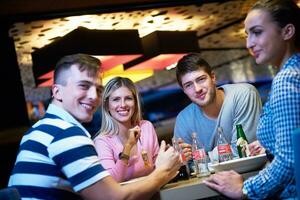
left=94, top=136, right=128, bottom=182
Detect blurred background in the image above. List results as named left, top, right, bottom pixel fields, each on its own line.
left=1, top=0, right=296, bottom=188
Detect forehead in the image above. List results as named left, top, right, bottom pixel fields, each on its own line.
left=181, top=69, right=209, bottom=83
left=110, top=86, right=133, bottom=96
left=245, top=9, right=273, bottom=31
left=68, top=64, right=102, bottom=85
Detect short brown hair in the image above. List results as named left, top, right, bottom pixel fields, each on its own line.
left=54, top=53, right=101, bottom=85
left=176, top=53, right=212, bottom=87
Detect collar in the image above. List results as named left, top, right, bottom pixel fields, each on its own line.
left=46, top=103, right=91, bottom=138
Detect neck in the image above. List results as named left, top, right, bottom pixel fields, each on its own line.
left=202, top=88, right=224, bottom=119
left=117, top=121, right=132, bottom=143
left=276, top=44, right=299, bottom=68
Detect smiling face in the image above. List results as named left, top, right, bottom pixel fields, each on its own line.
left=52, top=64, right=102, bottom=123
left=245, top=9, right=287, bottom=67
left=108, top=86, right=135, bottom=127
left=181, top=69, right=216, bottom=108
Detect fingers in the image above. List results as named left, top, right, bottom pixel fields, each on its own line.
left=159, top=140, right=166, bottom=153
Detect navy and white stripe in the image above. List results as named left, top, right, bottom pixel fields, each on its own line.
left=8, top=104, right=109, bottom=199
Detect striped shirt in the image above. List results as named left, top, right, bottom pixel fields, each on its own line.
left=8, top=104, right=110, bottom=199
left=244, top=53, right=300, bottom=199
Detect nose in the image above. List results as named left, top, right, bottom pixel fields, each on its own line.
left=120, top=98, right=126, bottom=107
left=194, top=82, right=202, bottom=92
left=246, top=35, right=254, bottom=50
left=88, top=86, right=98, bottom=100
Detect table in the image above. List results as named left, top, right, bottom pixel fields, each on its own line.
left=153, top=171, right=258, bottom=200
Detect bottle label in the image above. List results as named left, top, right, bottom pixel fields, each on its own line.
left=218, top=144, right=232, bottom=154
left=181, top=152, right=187, bottom=162
left=192, top=149, right=206, bottom=160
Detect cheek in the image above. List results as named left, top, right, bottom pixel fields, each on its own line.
left=108, top=102, right=115, bottom=112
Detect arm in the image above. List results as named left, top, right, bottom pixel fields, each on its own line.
left=94, top=127, right=140, bottom=182
left=80, top=141, right=181, bottom=200
left=243, top=70, right=300, bottom=199
left=174, top=112, right=193, bottom=144
left=94, top=137, right=129, bottom=182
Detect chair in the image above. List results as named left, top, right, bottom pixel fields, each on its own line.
left=0, top=187, right=20, bottom=200
left=293, top=128, right=300, bottom=198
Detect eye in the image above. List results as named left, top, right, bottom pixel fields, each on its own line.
left=183, top=83, right=192, bottom=90
left=126, top=96, right=134, bottom=101
left=252, top=29, right=262, bottom=36
left=96, top=86, right=104, bottom=96
left=79, top=83, right=89, bottom=90
left=196, top=77, right=205, bottom=83
left=112, top=97, right=119, bottom=102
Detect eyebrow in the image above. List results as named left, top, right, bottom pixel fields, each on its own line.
left=245, top=25, right=262, bottom=34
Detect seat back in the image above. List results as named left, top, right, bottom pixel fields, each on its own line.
left=0, top=187, right=20, bottom=200
left=293, top=128, right=300, bottom=198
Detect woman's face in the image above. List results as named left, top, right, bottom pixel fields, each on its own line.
left=245, top=9, right=286, bottom=67
left=108, top=86, right=135, bottom=126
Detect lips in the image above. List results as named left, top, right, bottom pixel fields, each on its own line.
left=195, top=93, right=206, bottom=100
left=252, top=50, right=261, bottom=59
left=80, top=102, right=95, bottom=112
left=117, top=110, right=129, bottom=116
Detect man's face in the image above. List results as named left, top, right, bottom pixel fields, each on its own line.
left=181, top=69, right=217, bottom=108
left=54, top=65, right=103, bottom=123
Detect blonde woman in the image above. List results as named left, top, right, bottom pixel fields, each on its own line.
left=94, top=77, right=159, bottom=182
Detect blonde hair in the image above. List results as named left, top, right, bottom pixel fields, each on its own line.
left=96, top=77, right=142, bottom=137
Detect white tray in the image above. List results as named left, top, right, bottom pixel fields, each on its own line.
left=210, top=153, right=268, bottom=173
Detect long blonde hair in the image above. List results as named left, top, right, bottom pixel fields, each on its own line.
left=96, top=77, right=142, bottom=137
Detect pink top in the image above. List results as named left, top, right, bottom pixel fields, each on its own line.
left=94, top=120, right=159, bottom=182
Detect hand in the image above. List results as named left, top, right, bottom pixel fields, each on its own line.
left=127, top=126, right=141, bottom=147
left=177, top=138, right=192, bottom=161
left=155, top=140, right=181, bottom=179
left=248, top=140, right=265, bottom=156
left=203, top=170, right=244, bottom=199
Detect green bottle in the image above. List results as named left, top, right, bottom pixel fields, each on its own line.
left=236, top=124, right=249, bottom=158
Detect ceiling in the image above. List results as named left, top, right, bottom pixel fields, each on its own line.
left=4, top=0, right=291, bottom=102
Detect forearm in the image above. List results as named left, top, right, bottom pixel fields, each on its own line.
left=120, top=167, right=169, bottom=200
left=105, top=160, right=128, bottom=182
left=102, top=143, right=133, bottom=182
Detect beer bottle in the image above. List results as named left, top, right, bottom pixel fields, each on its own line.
left=236, top=124, right=250, bottom=158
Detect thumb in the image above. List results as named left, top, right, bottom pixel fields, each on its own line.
left=159, top=140, right=166, bottom=153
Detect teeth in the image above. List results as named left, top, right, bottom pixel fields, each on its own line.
left=82, top=104, right=92, bottom=110
left=118, top=110, right=128, bottom=115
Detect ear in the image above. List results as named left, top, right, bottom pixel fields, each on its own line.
left=52, top=84, right=63, bottom=102
left=282, top=23, right=295, bottom=41
left=211, top=71, right=216, bottom=84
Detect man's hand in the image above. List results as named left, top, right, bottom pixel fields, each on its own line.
left=177, top=138, right=192, bottom=161
left=155, top=140, right=181, bottom=180
left=203, top=170, right=244, bottom=200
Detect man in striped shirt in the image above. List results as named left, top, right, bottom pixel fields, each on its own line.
left=8, top=53, right=181, bottom=200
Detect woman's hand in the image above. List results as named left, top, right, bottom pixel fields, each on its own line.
left=126, top=126, right=141, bottom=147
left=248, top=140, right=265, bottom=156
left=203, top=170, right=244, bottom=200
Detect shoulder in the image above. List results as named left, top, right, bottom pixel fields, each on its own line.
left=222, top=83, right=257, bottom=93
left=222, top=83, right=258, bottom=99
left=31, top=115, right=83, bottom=141
left=140, top=120, right=154, bottom=127
left=139, top=120, right=157, bottom=134
left=94, top=134, right=114, bottom=144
